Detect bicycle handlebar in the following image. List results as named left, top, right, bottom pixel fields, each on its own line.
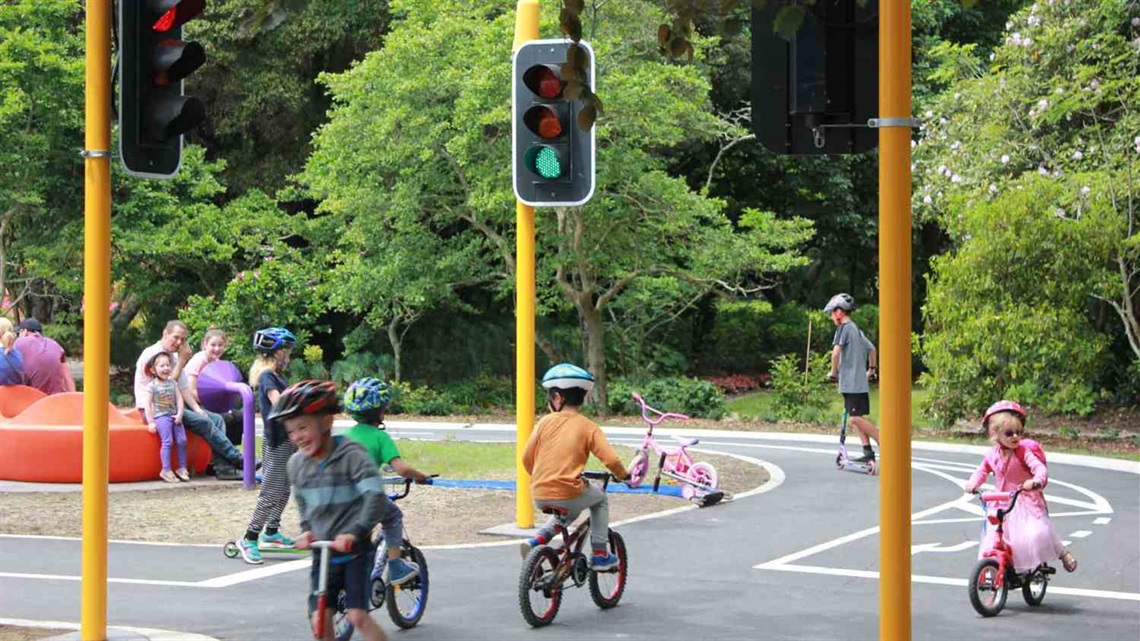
left=382, top=474, right=439, bottom=500
left=631, top=391, right=690, bottom=427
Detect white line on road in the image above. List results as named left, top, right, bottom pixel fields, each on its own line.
left=1094, top=517, right=1112, bottom=525
left=0, top=572, right=200, bottom=588
left=1069, top=530, right=1093, bottom=538
left=196, top=559, right=310, bottom=588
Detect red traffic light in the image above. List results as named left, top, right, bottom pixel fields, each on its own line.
left=523, top=64, right=564, bottom=99
left=523, top=106, right=563, bottom=139
left=151, top=0, right=205, bottom=33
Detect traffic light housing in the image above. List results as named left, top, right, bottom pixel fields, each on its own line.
left=118, top=0, right=207, bottom=178
left=512, top=39, right=595, bottom=207
left=752, top=0, right=878, bottom=155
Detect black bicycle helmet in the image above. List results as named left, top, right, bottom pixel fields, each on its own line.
left=267, top=380, right=341, bottom=422
left=823, top=293, right=856, bottom=313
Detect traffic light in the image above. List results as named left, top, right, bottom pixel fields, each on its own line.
left=512, top=39, right=595, bottom=207
left=752, top=0, right=878, bottom=154
left=118, top=0, right=207, bottom=178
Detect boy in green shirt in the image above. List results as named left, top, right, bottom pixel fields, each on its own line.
left=342, top=377, right=431, bottom=482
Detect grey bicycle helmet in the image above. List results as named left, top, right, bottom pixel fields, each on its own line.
left=824, top=293, right=856, bottom=313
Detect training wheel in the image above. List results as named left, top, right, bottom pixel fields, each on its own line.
left=223, top=541, right=239, bottom=558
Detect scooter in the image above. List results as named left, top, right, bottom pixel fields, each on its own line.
left=835, top=409, right=877, bottom=475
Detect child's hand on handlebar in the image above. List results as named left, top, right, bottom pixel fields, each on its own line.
left=332, top=533, right=356, bottom=553
left=1021, top=479, right=1040, bottom=491
left=963, top=482, right=976, bottom=494
left=294, top=531, right=315, bottom=550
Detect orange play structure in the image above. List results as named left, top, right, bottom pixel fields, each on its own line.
left=0, top=389, right=211, bottom=483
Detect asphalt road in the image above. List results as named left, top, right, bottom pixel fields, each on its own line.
left=1, top=422, right=1137, bottom=640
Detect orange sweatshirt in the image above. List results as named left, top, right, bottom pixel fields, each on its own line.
left=522, top=411, right=629, bottom=500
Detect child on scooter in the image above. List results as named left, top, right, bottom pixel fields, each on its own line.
left=520, top=363, right=630, bottom=570
left=275, top=380, right=399, bottom=641
left=963, top=400, right=1077, bottom=574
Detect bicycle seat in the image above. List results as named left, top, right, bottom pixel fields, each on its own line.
left=671, top=435, right=699, bottom=447
left=538, top=505, right=570, bottom=518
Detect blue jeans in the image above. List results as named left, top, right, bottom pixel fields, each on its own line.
left=181, top=408, right=242, bottom=465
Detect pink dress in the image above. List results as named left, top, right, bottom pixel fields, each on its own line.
left=968, top=445, right=1065, bottom=573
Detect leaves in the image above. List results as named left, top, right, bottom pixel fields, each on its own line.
left=772, top=5, right=805, bottom=40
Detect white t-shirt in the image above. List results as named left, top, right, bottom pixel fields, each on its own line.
left=134, top=342, right=189, bottom=409
left=184, top=351, right=209, bottom=378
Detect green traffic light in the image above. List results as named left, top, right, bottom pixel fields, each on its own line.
left=524, top=146, right=563, bottom=180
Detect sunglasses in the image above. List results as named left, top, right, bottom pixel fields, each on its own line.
left=1002, top=429, right=1023, bottom=438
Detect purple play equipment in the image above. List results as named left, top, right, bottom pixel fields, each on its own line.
left=197, top=360, right=257, bottom=490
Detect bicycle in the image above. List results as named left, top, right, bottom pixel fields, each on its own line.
left=625, top=391, right=725, bottom=506
left=330, top=476, right=434, bottom=640
left=308, top=540, right=339, bottom=640
left=518, top=471, right=628, bottom=627
left=967, top=488, right=1056, bottom=617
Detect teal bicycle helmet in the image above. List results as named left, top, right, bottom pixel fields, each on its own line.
left=252, top=327, right=296, bottom=355
left=541, top=363, right=595, bottom=392
left=344, top=377, right=392, bottom=414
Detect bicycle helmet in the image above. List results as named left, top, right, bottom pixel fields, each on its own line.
left=267, top=380, right=341, bottom=422
left=344, top=377, right=392, bottom=414
left=823, top=293, right=856, bottom=314
left=252, top=327, right=296, bottom=355
left=541, top=363, right=595, bottom=392
left=982, top=400, right=1026, bottom=428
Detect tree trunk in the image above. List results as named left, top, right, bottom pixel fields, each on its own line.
left=580, top=300, right=608, bottom=414
left=387, top=317, right=404, bottom=383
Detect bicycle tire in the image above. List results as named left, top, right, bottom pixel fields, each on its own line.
left=518, top=545, right=562, bottom=627
left=682, top=461, right=718, bottom=500
left=1022, top=568, right=1047, bottom=606
left=387, top=545, right=429, bottom=629
left=968, top=558, right=1007, bottom=617
left=588, top=530, right=627, bottom=609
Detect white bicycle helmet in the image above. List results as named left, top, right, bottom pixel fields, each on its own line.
left=824, top=293, right=856, bottom=313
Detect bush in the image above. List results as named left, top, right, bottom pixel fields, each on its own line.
left=704, top=373, right=771, bottom=395
left=1056, top=425, right=1081, bottom=440
left=387, top=381, right=456, bottom=416
left=329, top=352, right=393, bottom=387
left=607, top=377, right=726, bottom=419
left=435, top=374, right=513, bottom=413
left=770, top=353, right=833, bottom=424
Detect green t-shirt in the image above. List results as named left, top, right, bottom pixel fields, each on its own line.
left=342, top=423, right=401, bottom=468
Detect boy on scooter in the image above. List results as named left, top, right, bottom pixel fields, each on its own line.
left=825, top=293, right=880, bottom=463
left=520, top=363, right=630, bottom=570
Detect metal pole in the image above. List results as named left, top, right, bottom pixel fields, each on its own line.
left=878, top=1, right=913, bottom=640
left=513, top=0, right=539, bottom=529
left=81, top=0, right=113, bottom=638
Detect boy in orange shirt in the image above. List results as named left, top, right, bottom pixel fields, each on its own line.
left=521, top=363, right=630, bottom=571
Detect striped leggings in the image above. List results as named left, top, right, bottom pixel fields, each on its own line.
left=247, top=439, right=296, bottom=535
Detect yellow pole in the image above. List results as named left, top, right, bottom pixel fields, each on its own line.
left=879, top=1, right=913, bottom=640
left=514, top=0, right=539, bottom=529
left=81, top=0, right=112, bottom=639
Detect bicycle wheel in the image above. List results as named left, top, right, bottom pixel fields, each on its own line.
left=968, top=559, right=1007, bottom=617
left=1022, top=568, right=1048, bottom=606
left=332, top=588, right=354, bottom=641
left=387, top=545, right=429, bottom=629
left=519, top=545, right=562, bottom=627
left=682, top=462, right=718, bottom=500
left=588, top=530, right=627, bottom=609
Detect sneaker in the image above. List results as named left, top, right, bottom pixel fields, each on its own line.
left=239, top=538, right=263, bottom=565
left=214, top=461, right=242, bottom=481
left=852, top=451, right=877, bottom=463
left=259, top=532, right=296, bottom=549
left=174, top=468, right=191, bottom=482
left=159, top=469, right=178, bottom=483
left=591, top=553, right=620, bottom=572
left=384, top=557, right=420, bottom=586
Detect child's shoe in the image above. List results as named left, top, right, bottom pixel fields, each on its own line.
left=259, top=531, right=296, bottom=549
left=590, top=552, right=620, bottom=572
left=239, top=538, right=263, bottom=565
left=384, top=557, right=420, bottom=586
left=159, top=469, right=178, bottom=483
left=174, top=468, right=191, bottom=482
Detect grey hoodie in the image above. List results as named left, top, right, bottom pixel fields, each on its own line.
left=287, top=436, right=384, bottom=544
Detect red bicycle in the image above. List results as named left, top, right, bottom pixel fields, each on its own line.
left=968, top=488, right=1055, bottom=617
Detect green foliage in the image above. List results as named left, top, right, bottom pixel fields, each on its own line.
left=1056, top=425, right=1081, bottom=439
left=769, top=353, right=833, bottom=424
left=1096, top=427, right=1121, bottom=441
left=328, top=352, right=393, bottom=387
left=386, top=381, right=454, bottom=416
left=695, top=301, right=838, bottom=374
left=608, top=377, right=726, bottom=419
left=435, top=375, right=514, bottom=414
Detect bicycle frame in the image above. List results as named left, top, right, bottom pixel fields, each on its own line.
left=978, top=489, right=1023, bottom=590
left=310, top=540, right=338, bottom=639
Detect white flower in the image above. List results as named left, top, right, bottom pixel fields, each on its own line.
left=1134, top=136, right=1140, bottom=154
left=1023, top=37, right=1033, bottom=47
left=1038, top=99, right=1048, bottom=110
left=1066, top=44, right=1075, bottom=53
left=1055, top=207, right=1066, bottom=218
left=1038, top=165, right=1049, bottom=176
left=1028, top=15, right=1041, bottom=27
left=923, top=195, right=933, bottom=204
left=1001, top=154, right=1010, bottom=164
left=1010, top=32, right=1023, bottom=46
left=954, top=92, right=962, bottom=100
left=911, top=140, right=917, bottom=149
left=1055, top=87, right=1065, bottom=94
left=990, top=52, right=996, bottom=61
left=944, top=168, right=953, bottom=177
left=952, top=174, right=963, bottom=183
left=951, top=141, right=961, bottom=150
left=989, top=184, right=998, bottom=194
left=1132, top=17, right=1139, bottom=27
left=937, top=164, right=947, bottom=174
left=924, top=110, right=933, bottom=118
left=1072, top=150, right=1083, bottom=159
left=1081, top=186, right=1091, bottom=196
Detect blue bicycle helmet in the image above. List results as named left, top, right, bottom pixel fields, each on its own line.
left=252, top=327, right=296, bottom=355
left=541, top=363, right=595, bottom=392
left=344, top=377, right=392, bottom=414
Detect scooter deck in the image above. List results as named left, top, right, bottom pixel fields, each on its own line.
left=839, top=460, right=877, bottom=475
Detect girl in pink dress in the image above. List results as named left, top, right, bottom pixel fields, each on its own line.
left=964, top=400, right=1077, bottom=574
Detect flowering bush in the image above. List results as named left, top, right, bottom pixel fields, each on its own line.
left=704, top=373, right=772, bottom=395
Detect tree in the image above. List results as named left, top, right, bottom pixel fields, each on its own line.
left=297, top=0, right=813, bottom=409
left=914, top=0, right=1139, bottom=420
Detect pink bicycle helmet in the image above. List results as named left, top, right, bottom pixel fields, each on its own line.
left=982, top=400, right=1026, bottom=428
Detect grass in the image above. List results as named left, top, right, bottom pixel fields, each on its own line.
left=726, top=387, right=936, bottom=428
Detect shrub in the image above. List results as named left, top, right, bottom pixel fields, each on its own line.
left=1096, top=428, right=1121, bottom=441
left=329, top=352, right=393, bottom=387
left=608, top=377, right=725, bottom=419
left=1056, top=425, right=1081, bottom=440
left=386, top=381, right=456, bottom=416
left=436, top=374, right=513, bottom=413
left=770, top=353, right=833, bottom=424
left=704, top=373, right=771, bottom=395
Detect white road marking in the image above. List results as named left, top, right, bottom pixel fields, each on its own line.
left=1094, top=517, right=1112, bottom=525
left=195, top=559, right=310, bottom=587
left=911, top=541, right=977, bottom=554
left=0, top=618, right=219, bottom=641
left=761, top=564, right=1140, bottom=601
left=1069, top=530, right=1093, bottom=538
left=0, top=572, right=200, bottom=588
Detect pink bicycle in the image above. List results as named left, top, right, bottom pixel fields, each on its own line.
left=626, top=392, right=725, bottom=506
left=968, top=488, right=1055, bottom=617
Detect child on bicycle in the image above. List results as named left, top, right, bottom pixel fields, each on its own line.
left=963, top=400, right=1077, bottom=574
left=341, top=376, right=426, bottom=585
left=274, top=380, right=400, bottom=641
left=520, top=363, right=630, bottom=571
